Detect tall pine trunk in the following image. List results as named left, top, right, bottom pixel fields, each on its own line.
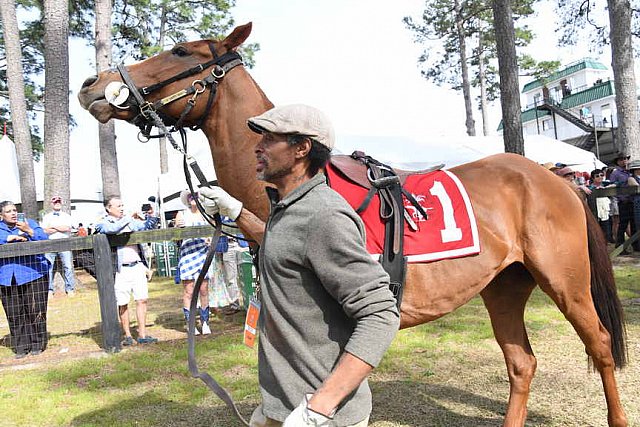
left=608, top=0, right=640, bottom=158
left=95, top=0, right=121, bottom=199
left=0, top=0, right=38, bottom=217
left=478, top=33, right=490, bottom=136
left=43, top=0, right=71, bottom=212
left=455, top=0, right=476, bottom=136
left=493, top=0, right=524, bottom=154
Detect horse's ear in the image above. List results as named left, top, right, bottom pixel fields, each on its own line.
left=222, top=22, right=252, bottom=50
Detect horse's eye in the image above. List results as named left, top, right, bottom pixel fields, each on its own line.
left=172, top=46, right=189, bottom=57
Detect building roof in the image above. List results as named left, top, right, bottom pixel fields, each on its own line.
left=522, top=58, right=608, bottom=93
left=558, top=80, right=614, bottom=109
left=497, top=108, right=551, bottom=130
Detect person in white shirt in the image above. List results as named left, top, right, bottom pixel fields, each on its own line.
left=41, top=196, right=76, bottom=297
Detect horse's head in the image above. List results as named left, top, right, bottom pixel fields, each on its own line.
left=78, top=23, right=253, bottom=129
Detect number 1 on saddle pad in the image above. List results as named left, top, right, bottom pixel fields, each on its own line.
left=243, top=297, right=260, bottom=348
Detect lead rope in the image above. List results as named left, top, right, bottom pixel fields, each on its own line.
left=142, top=105, right=250, bottom=426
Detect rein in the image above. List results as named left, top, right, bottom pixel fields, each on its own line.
left=113, top=43, right=250, bottom=426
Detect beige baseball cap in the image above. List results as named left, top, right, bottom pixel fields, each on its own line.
left=247, top=104, right=335, bottom=150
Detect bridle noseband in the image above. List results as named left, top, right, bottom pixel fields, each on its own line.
left=111, top=42, right=243, bottom=142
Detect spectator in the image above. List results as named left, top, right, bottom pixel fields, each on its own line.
left=207, top=231, right=240, bottom=315
left=199, top=104, right=399, bottom=426
left=41, top=196, right=76, bottom=297
left=76, top=223, right=88, bottom=237
left=219, top=216, right=244, bottom=314
left=174, top=190, right=211, bottom=335
left=95, top=196, right=159, bottom=346
left=555, top=166, right=591, bottom=199
left=589, top=169, right=615, bottom=242
left=225, top=217, right=251, bottom=305
left=0, top=201, right=50, bottom=359
left=604, top=167, right=619, bottom=240
left=609, top=153, right=639, bottom=253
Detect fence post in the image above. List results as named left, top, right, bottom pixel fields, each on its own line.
left=92, top=234, right=121, bottom=353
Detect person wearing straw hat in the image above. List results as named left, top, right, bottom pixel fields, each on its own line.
left=198, top=104, right=400, bottom=427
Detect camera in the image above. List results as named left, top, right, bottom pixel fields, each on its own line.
left=141, top=203, right=152, bottom=212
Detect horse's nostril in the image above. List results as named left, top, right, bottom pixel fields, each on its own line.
left=81, top=75, right=98, bottom=88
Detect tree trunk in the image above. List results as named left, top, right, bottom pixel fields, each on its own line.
left=478, top=33, right=490, bottom=136
left=493, top=0, right=524, bottom=154
left=455, top=0, right=476, bottom=136
left=95, top=0, right=121, bottom=198
left=43, top=0, right=70, bottom=213
left=608, top=0, right=640, bottom=158
left=1, top=0, right=38, bottom=217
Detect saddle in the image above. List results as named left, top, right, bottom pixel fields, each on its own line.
left=328, top=151, right=443, bottom=309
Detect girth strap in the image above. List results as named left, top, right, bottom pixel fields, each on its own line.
left=350, top=151, right=408, bottom=309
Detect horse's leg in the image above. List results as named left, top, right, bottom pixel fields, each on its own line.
left=536, top=279, right=627, bottom=427
left=527, top=214, right=627, bottom=427
left=480, top=264, right=537, bottom=427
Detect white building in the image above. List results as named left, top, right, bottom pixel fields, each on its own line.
left=501, top=58, right=621, bottom=163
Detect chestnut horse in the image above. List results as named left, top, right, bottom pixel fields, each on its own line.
left=78, top=23, right=628, bottom=426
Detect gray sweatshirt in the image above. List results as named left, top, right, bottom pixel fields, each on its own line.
left=258, top=173, right=400, bottom=425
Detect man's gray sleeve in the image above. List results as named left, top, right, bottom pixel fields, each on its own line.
left=305, top=208, right=400, bottom=367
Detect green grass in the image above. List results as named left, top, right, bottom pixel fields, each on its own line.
left=0, top=266, right=638, bottom=426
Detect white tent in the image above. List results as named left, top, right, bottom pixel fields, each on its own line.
left=336, top=134, right=606, bottom=173
left=0, top=134, right=45, bottom=203
left=0, top=134, right=22, bottom=202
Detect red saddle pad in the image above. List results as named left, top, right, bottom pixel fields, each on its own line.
left=326, top=164, right=480, bottom=263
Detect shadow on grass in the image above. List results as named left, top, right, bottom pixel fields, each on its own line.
left=369, top=380, right=552, bottom=427
left=68, top=379, right=553, bottom=427
left=69, top=391, right=255, bottom=427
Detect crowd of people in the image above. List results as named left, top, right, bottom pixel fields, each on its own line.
left=543, top=152, right=640, bottom=252
left=0, top=188, right=251, bottom=358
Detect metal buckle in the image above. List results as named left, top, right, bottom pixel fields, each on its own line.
left=139, top=101, right=154, bottom=118
left=211, top=65, right=225, bottom=79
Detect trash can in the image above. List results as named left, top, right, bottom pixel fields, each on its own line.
left=237, top=250, right=255, bottom=309
left=154, top=241, right=179, bottom=277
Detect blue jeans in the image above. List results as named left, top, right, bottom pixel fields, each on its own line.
left=45, top=251, right=76, bottom=293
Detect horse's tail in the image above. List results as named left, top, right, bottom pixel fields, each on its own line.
left=585, top=203, right=627, bottom=369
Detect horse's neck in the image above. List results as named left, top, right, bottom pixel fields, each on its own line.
left=201, top=69, right=273, bottom=221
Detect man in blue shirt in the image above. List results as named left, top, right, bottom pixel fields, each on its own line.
left=95, top=196, right=159, bottom=346
left=0, top=201, right=50, bottom=359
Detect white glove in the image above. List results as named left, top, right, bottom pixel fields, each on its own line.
left=198, top=186, right=243, bottom=221
left=283, top=394, right=335, bottom=427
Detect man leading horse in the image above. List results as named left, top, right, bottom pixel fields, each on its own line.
left=199, top=104, right=400, bottom=427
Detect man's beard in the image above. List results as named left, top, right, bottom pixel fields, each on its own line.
left=257, top=160, right=293, bottom=183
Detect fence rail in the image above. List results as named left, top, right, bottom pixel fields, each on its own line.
left=0, top=225, right=222, bottom=359
left=0, top=225, right=215, bottom=258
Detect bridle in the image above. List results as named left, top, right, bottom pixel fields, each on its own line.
left=109, top=41, right=243, bottom=142
left=108, top=42, right=250, bottom=426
